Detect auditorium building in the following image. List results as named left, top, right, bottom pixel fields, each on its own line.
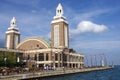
left=2, top=3, right=84, bottom=69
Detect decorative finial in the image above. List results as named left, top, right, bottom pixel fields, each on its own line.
left=10, top=17, right=16, bottom=27
left=56, top=3, right=63, bottom=16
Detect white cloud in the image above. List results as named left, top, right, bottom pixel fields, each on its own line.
left=70, top=21, right=108, bottom=36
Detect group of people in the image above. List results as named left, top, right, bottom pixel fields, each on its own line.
left=0, top=67, right=39, bottom=76
left=1, top=69, right=9, bottom=76
left=44, top=65, right=56, bottom=70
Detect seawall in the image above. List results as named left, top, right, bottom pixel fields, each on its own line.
left=0, top=66, right=113, bottom=80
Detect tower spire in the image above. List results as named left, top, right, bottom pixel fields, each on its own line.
left=51, top=3, right=69, bottom=48
left=10, top=17, right=17, bottom=27
left=5, top=17, right=20, bottom=49
left=56, top=3, right=64, bottom=16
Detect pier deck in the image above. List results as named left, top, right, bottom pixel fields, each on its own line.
left=0, top=66, right=113, bottom=80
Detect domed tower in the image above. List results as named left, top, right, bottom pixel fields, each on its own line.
left=51, top=3, right=69, bottom=49
left=5, top=17, right=20, bottom=49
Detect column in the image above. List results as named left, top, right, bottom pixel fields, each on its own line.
left=72, top=56, right=74, bottom=68
left=44, top=53, right=46, bottom=61
left=53, top=52, right=55, bottom=67
left=61, top=52, right=63, bottom=67
left=58, top=52, right=60, bottom=67
left=67, top=54, right=69, bottom=67
left=78, top=56, right=80, bottom=68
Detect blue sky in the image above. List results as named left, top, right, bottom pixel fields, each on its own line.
left=0, top=0, right=120, bottom=65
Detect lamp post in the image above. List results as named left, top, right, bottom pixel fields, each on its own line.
left=90, top=55, right=93, bottom=67
left=4, top=57, right=7, bottom=67
left=85, top=55, right=88, bottom=67
left=17, top=56, right=20, bottom=67
left=104, top=54, right=107, bottom=66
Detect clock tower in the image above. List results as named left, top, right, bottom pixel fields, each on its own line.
left=5, top=17, right=20, bottom=49
left=51, top=3, right=69, bottom=49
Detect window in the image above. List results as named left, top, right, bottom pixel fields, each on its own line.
left=34, top=54, right=37, bottom=61
left=64, top=26, right=68, bottom=47
left=39, top=53, right=44, bottom=61
left=55, top=54, right=58, bottom=61
left=54, top=25, right=59, bottom=47
left=55, top=63, right=58, bottom=67
left=60, top=54, right=61, bottom=61
left=6, top=35, right=10, bottom=48
left=60, top=10, right=61, bottom=13
left=27, top=55, right=30, bottom=60
left=14, top=35, right=18, bottom=48
left=46, top=53, right=49, bottom=61
left=63, top=54, right=67, bottom=61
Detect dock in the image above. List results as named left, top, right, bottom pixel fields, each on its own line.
left=0, top=66, right=113, bottom=80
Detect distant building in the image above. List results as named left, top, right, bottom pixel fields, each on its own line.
left=1, top=3, right=84, bottom=69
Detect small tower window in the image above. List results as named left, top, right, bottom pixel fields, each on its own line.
left=58, top=10, right=59, bottom=13
left=60, top=10, right=61, bottom=13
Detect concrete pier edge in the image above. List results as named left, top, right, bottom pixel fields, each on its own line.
left=0, top=66, right=113, bottom=80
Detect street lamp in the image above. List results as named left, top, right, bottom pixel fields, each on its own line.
left=85, top=55, right=88, bottom=67
left=17, top=56, right=20, bottom=63
left=16, top=55, right=20, bottom=67
left=90, top=55, right=93, bottom=67
left=4, top=57, right=7, bottom=67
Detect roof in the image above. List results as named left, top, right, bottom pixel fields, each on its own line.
left=16, top=37, right=51, bottom=49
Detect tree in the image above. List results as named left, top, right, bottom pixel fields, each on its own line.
left=0, top=51, right=4, bottom=66
left=0, top=51, right=23, bottom=67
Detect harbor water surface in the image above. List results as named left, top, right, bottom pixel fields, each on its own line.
left=33, top=65, right=120, bottom=80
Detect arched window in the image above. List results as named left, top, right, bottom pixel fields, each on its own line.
left=58, top=10, right=59, bottom=13
left=60, top=10, right=61, bottom=13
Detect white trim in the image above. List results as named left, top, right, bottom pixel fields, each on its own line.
left=64, top=26, right=68, bottom=47
left=64, top=62, right=84, bottom=64
left=51, top=18, right=68, bottom=24
left=25, top=49, right=51, bottom=53
left=64, top=52, right=84, bottom=57
left=53, top=16, right=66, bottom=19
left=8, top=27, right=18, bottom=30
left=14, top=35, right=18, bottom=48
left=6, top=30, right=20, bottom=34
left=55, top=61, right=62, bottom=63
left=0, top=48, right=24, bottom=53
left=25, top=48, right=63, bottom=53
left=36, top=61, right=52, bottom=64
left=54, top=25, right=59, bottom=48
left=6, top=35, right=10, bottom=49
left=58, top=46, right=64, bottom=47
left=55, top=61, right=59, bottom=63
